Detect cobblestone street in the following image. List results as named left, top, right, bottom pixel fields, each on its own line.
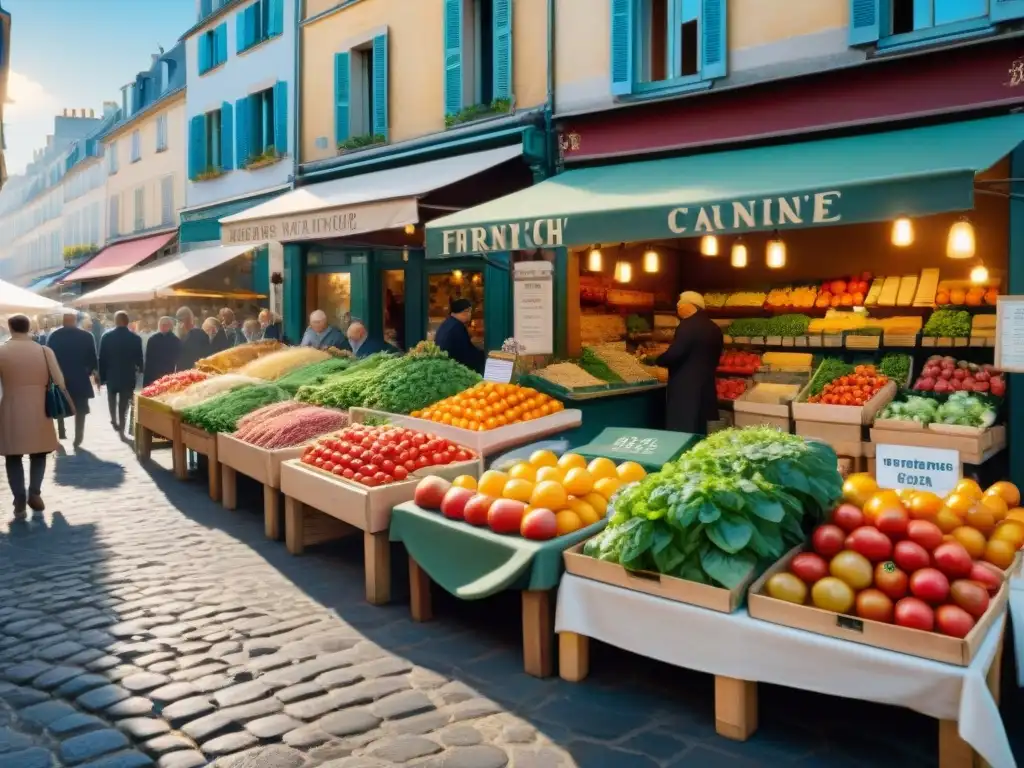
left=0, top=423, right=1021, bottom=767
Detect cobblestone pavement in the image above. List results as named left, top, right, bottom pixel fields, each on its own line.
left=0, top=423, right=1021, bottom=768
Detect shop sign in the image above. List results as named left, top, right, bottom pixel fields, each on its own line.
left=666, top=190, right=842, bottom=235
left=439, top=218, right=567, bottom=255
left=221, top=199, right=419, bottom=245
left=1006, top=58, right=1024, bottom=87
left=875, top=444, right=960, bottom=496
left=513, top=261, right=553, bottom=355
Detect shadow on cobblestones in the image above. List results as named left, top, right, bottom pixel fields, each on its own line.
left=52, top=448, right=126, bottom=491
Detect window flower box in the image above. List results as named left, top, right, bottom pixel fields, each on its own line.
left=194, top=167, right=226, bottom=182
left=337, top=133, right=387, bottom=156
left=244, top=148, right=284, bottom=170
left=445, top=99, right=513, bottom=129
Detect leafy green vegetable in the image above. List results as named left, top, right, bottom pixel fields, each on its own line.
left=923, top=309, right=971, bottom=337
left=725, top=314, right=811, bottom=338
left=275, top=357, right=355, bottom=394
left=879, top=395, right=939, bottom=424
left=806, top=358, right=854, bottom=396
left=579, top=348, right=623, bottom=383
left=877, top=353, right=911, bottom=385
left=585, top=427, right=841, bottom=590
left=181, top=383, right=291, bottom=433
left=935, top=391, right=998, bottom=428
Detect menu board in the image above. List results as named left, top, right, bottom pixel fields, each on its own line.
left=995, top=296, right=1024, bottom=373
left=513, top=261, right=553, bottom=355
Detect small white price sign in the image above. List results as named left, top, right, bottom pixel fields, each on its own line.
left=874, top=444, right=961, bottom=496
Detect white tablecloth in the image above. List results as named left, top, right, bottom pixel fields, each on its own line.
left=556, top=574, right=1015, bottom=768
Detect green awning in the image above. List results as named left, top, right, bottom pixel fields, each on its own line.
left=425, top=114, right=1024, bottom=258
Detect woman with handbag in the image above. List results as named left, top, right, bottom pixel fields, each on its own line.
left=0, top=314, right=73, bottom=518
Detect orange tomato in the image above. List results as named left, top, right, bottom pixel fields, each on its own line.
left=983, top=539, right=1017, bottom=570
left=991, top=519, right=1024, bottom=549
left=908, top=491, right=943, bottom=521
left=842, top=474, right=878, bottom=508
left=986, top=481, right=1021, bottom=508
left=941, top=493, right=976, bottom=518
left=863, top=490, right=903, bottom=522
left=954, top=478, right=984, bottom=500
left=950, top=526, right=987, bottom=559
left=979, top=493, right=1009, bottom=521
left=934, top=509, right=963, bottom=534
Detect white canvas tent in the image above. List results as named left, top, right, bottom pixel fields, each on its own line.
left=0, top=277, right=66, bottom=314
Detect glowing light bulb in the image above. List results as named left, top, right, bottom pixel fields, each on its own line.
left=642, top=250, right=659, bottom=273
left=946, top=220, right=976, bottom=259
left=970, top=264, right=989, bottom=285
left=730, top=240, right=747, bottom=268
left=700, top=235, right=719, bottom=257
left=766, top=235, right=786, bottom=269
left=587, top=248, right=603, bottom=271
left=891, top=217, right=914, bottom=247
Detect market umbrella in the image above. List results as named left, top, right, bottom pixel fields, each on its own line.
left=0, top=277, right=67, bottom=314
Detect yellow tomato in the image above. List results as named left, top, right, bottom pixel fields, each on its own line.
left=530, top=480, right=568, bottom=512
left=508, top=463, right=537, bottom=482
left=842, top=473, right=878, bottom=508
left=934, top=509, right=963, bottom=534
left=980, top=493, right=1009, bottom=521
left=991, top=519, right=1024, bottom=550
left=452, top=475, right=477, bottom=491
left=984, top=539, right=1018, bottom=570
left=954, top=478, right=984, bottom=500
left=557, top=453, right=587, bottom=471
left=529, top=449, right=559, bottom=468
left=616, top=461, right=647, bottom=484
left=554, top=509, right=583, bottom=536
left=536, top=466, right=565, bottom=484
left=1007, top=508, right=1024, bottom=524
left=582, top=492, right=608, bottom=517
left=951, top=526, right=987, bottom=560
left=568, top=498, right=600, bottom=527
left=586, top=457, right=618, bottom=481
left=965, top=505, right=996, bottom=536
left=478, top=470, right=509, bottom=498
left=941, top=493, right=976, bottom=518
left=563, top=468, right=594, bottom=497
left=502, top=479, right=535, bottom=503
left=986, top=481, right=1021, bottom=508
left=594, top=477, right=622, bottom=500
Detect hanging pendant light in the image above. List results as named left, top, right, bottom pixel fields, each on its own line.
left=643, top=249, right=659, bottom=273
left=730, top=238, right=748, bottom=268
left=946, top=218, right=976, bottom=259
left=970, top=263, right=989, bottom=285
left=891, top=217, right=914, bottom=247
left=587, top=246, right=603, bottom=272
left=766, top=231, right=787, bottom=269
left=700, top=235, right=719, bottom=257
left=614, top=260, right=632, bottom=283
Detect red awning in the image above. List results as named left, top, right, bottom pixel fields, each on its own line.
left=62, top=232, right=177, bottom=282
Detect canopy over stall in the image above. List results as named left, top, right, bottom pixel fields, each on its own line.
left=61, top=232, right=177, bottom=283
left=219, top=145, right=523, bottom=245
left=71, top=244, right=259, bottom=306
left=424, top=114, right=1024, bottom=257
left=0, top=278, right=67, bottom=314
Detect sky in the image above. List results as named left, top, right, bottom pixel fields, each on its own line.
left=3, top=0, right=196, bottom=175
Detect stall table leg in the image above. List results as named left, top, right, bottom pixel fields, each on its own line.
left=936, top=629, right=1004, bottom=768
left=558, top=632, right=589, bottom=682
left=284, top=497, right=305, bottom=555
left=264, top=486, right=281, bottom=541
left=714, top=676, right=758, bottom=741
left=363, top=531, right=391, bottom=605
left=172, top=437, right=186, bottom=481
left=522, top=590, right=553, bottom=678
left=207, top=456, right=221, bottom=502
left=221, top=465, right=237, bottom=510
left=409, top=556, right=432, bottom=622
left=137, top=426, right=153, bottom=461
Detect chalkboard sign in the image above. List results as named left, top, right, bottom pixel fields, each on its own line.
left=573, top=427, right=700, bottom=470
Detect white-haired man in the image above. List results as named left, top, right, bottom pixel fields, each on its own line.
left=300, top=309, right=347, bottom=350
left=175, top=306, right=210, bottom=370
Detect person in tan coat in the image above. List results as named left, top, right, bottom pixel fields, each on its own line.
left=0, top=314, right=72, bottom=517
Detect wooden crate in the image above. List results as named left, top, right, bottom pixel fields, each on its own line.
left=180, top=425, right=221, bottom=501
left=135, top=395, right=185, bottom=479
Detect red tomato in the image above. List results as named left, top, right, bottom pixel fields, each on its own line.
left=404, top=460, right=416, bottom=472
left=790, top=553, right=829, bottom=584
left=909, top=568, right=950, bottom=605
left=342, top=468, right=355, bottom=479
left=831, top=504, right=865, bottom=533
left=363, top=476, right=379, bottom=487
left=350, top=458, right=364, bottom=470
left=374, top=472, right=389, bottom=483
left=381, top=460, right=396, bottom=474
left=935, top=604, right=975, bottom=638
left=455, top=449, right=470, bottom=462
left=393, top=465, right=409, bottom=481
left=363, top=464, right=379, bottom=476
left=812, top=525, right=846, bottom=558
left=894, top=597, right=935, bottom=631
left=353, top=473, right=365, bottom=484
left=416, top=455, right=430, bottom=468
left=855, top=589, right=894, bottom=623
left=314, top=457, right=325, bottom=468
left=873, top=562, right=908, bottom=600
left=332, top=465, right=344, bottom=476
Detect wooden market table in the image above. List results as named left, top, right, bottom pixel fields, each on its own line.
left=389, top=502, right=604, bottom=678
left=135, top=395, right=185, bottom=480
left=217, top=433, right=307, bottom=540
left=179, top=425, right=222, bottom=501
left=555, top=573, right=1013, bottom=768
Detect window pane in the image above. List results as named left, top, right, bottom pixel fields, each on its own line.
left=307, top=273, right=352, bottom=329
left=934, top=0, right=986, bottom=24
left=382, top=270, right=406, bottom=349
left=428, top=271, right=484, bottom=345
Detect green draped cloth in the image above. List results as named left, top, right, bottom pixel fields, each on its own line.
left=389, top=502, right=606, bottom=599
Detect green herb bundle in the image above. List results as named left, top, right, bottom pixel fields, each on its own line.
left=922, top=309, right=971, bottom=337
left=276, top=357, right=355, bottom=394
left=725, top=314, right=811, bottom=338
left=579, top=348, right=623, bottom=383
left=584, top=427, right=841, bottom=589
left=363, top=356, right=481, bottom=413
left=877, top=353, right=911, bottom=385
left=806, top=358, right=854, bottom=396
left=181, top=383, right=291, bottom=433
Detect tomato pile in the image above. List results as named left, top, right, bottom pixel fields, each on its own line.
left=717, top=350, right=761, bottom=376
left=716, top=378, right=748, bottom=401
left=300, top=424, right=474, bottom=488
left=764, top=475, right=1022, bottom=638
left=141, top=369, right=209, bottom=398
left=806, top=364, right=888, bottom=406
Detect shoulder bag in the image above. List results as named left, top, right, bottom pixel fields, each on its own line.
left=41, top=346, right=73, bottom=420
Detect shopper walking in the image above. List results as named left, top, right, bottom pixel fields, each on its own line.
left=0, top=314, right=71, bottom=517
left=435, top=299, right=486, bottom=374
left=46, top=309, right=98, bottom=446
left=176, top=307, right=210, bottom=371
left=144, top=316, right=180, bottom=385
left=656, top=291, right=724, bottom=435
left=99, top=311, right=143, bottom=435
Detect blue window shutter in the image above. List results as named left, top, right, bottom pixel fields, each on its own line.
left=334, top=51, right=351, bottom=144
left=245, top=6, right=257, bottom=48
left=849, top=0, right=880, bottom=44
left=200, top=0, right=212, bottom=19
left=221, top=101, right=234, bottom=170
left=269, top=0, right=284, bottom=36
left=492, top=0, right=513, bottom=101
left=216, top=23, right=228, bottom=66
left=443, top=0, right=463, bottom=115
left=188, top=115, right=206, bottom=179
left=273, top=81, right=289, bottom=153
left=235, top=96, right=250, bottom=166
left=198, top=35, right=209, bottom=74
left=700, top=0, right=727, bottom=80
left=992, top=0, right=1024, bottom=21
left=372, top=34, right=389, bottom=140
left=610, top=0, right=633, bottom=96
left=236, top=11, right=247, bottom=53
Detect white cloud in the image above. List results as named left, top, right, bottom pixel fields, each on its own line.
left=6, top=70, right=59, bottom=117
left=4, top=71, right=61, bottom=175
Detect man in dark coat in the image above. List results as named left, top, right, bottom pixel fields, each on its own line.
left=657, top=292, right=724, bottom=435
left=47, top=310, right=98, bottom=446
left=176, top=307, right=210, bottom=371
left=346, top=321, right=398, bottom=359
left=219, top=308, right=241, bottom=346
left=99, top=311, right=143, bottom=434
left=435, top=299, right=486, bottom=374
left=144, top=316, right=181, bottom=385
left=258, top=309, right=282, bottom=341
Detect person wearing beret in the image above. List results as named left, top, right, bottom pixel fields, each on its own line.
left=434, top=298, right=486, bottom=374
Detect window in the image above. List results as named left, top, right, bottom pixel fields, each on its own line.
left=237, top=81, right=288, bottom=165
left=443, top=0, right=512, bottom=118
left=334, top=34, right=388, bottom=147
left=156, top=114, right=168, bottom=152
left=160, top=176, right=174, bottom=225
left=188, top=103, right=234, bottom=179
left=107, top=141, right=119, bottom=174
left=134, top=187, right=145, bottom=232
left=199, top=23, right=228, bottom=74
left=109, top=194, right=120, bottom=237
left=130, top=130, right=141, bottom=163
left=236, top=0, right=284, bottom=54
left=610, top=0, right=726, bottom=97
left=850, top=0, right=1024, bottom=48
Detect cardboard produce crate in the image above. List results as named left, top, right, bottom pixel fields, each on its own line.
left=748, top=546, right=1009, bottom=666
left=563, top=542, right=751, bottom=613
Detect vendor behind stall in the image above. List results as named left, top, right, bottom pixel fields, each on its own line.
left=435, top=299, right=485, bottom=374
left=656, top=291, right=723, bottom=435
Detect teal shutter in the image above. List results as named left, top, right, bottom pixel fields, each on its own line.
left=443, top=0, right=463, bottom=115
left=198, top=34, right=210, bottom=74
left=268, top=0, right=284, bottom=36
left=216, top=23, right=228, bottom=66
left=848, top=0, right=880, bottom=44
left=188, top=115, right=206, bottom=179
left=273, top=81, right=288, bottom=153
left=992, top=0, right=1024, bottom=21
left=334, top=52, right=351, bottom=144
left=610, top=0, right=633, bottom=96
left=220, top=101, right=234, bottom=170
left=236, top=11, right=246, bottom=53
left=492, top=0, right=513, bottom=100
left=245, top=6, right=257, bottom=48
left=372, top=34, right=389, bottom=140
left=700, top=0, right=727, bottom=80
left=236, top=96, right=250, bottom=166
left=200, top=0, right=212, bottom=19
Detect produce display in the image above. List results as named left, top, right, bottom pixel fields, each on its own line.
left=579, top=348, right=623, bottom=383
left=879, top=391, right=998, bottom=429
left=912, top=356, right=1005, bottom=396
left=180, top=383, right=290, bottom=434
left=935, top=283, right=998, bottom=307
left=808, top=312, right=870, bottom=334
left=877, top=353, right=911, bottom=385
left=765, top=286, right=818, bottom=310
left=579, top=314, right=626, bottom=346
left=586, top=344, right=658, bottom=383
left=235, top=404, right=349, bottom=449
left=236, top=347, right=332, bottom=380
left=413, top=451, right=646, bottom=540
left=724, top=314, right=811, bottom=338
left=299, top=424, right=475, bottom=487
left=717, top=350, right=761, bottom=375
left=534, top=362, right=606, bottom=390
left=275, top=356, right=356, bottom=394
left=716, top=378, right=748, bottom=401
left=140, top=370, right=210, bottom=399
left=195, top=340, right=285, bottom=374
left=703, top=292, right=729, bottom=309
left=741, top=382, right=801, bottom=406
left=815, top=275, right=871, bottom=308
left=724, top=292, right=767, bottom=308
left=877, top=396, right=940, bottom=425
left=296, top=353, right=395, bottom=409
left=971, top=314, right=996, bottom=341
left=763, top=476, right=1022, bottom=638
left=583, top=428, right=841, bottom=589
left=806, top=364, right=889, bottom=406
left=162, top=374, right=265, bottom=411
left=922, top=309, right=972, bottom=338
left=412, top=382, right=564, bottom=430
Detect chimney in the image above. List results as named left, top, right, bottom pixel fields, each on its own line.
left=152, top=53, right=160, bottom=65
left=62, top=108, right=68, bottom=117
left=89, top=108, right=95, bottom=118
left=72, top=109, right=77, bottom=118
